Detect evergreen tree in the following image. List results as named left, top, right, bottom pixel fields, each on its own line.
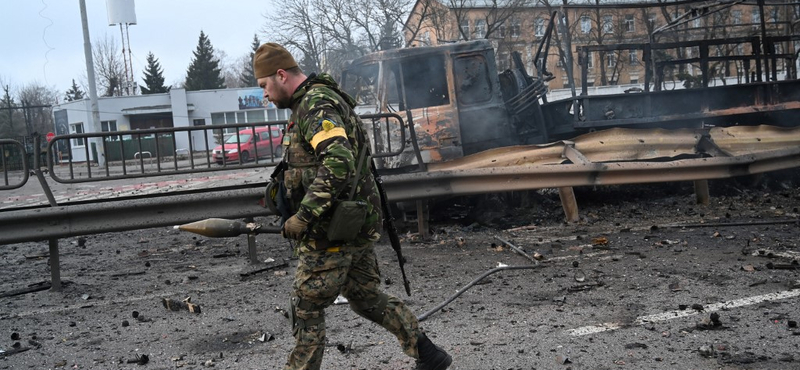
left=141, top=52, right=170, bottom=94
left=64, top=79, right=85, bottom=101
left=184, top=31, right=226, bottom=91
left=239, top=34, right=260, bottom=87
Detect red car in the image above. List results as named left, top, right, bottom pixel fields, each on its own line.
left=212, top=126, right=283, bottom=164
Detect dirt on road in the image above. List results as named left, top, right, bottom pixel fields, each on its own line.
left=1, top=171, right=799, bottom=370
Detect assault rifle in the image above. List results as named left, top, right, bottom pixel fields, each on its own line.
left=371, top=163, right=412, bottom=296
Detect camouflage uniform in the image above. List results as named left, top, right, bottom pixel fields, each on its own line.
left=281, top=73, right=421, bottom=370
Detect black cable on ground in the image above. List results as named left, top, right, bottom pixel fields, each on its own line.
left=417, top=265, right=542, bottom=322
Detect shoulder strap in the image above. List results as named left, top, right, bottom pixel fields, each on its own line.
left=347, top=144, right=368, bottom=201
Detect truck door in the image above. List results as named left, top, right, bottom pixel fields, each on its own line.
left=391, top=53, right=463, bottom=166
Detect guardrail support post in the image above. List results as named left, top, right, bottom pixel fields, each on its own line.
left=558, top=187, right=580, bottom=223
left=49, top=239, right=62, bottom=291
left=416, top=200, right=429, bottom=240
left=694, top=179, right=710, bottom=205
left=245, top=217, right=259, bottom=264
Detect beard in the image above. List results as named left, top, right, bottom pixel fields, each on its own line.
left=270, top=89, right=292, bottom=109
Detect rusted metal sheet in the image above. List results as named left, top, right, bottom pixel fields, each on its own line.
left=410, top=105, right=463, bottom=162
left=429, top=125, right=800, bottom=171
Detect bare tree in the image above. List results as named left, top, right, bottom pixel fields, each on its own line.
left=17, top=82, right=58, bottom=136
left=263, top=0, right=411, bottom=76
left=214, top=49, right=243, bottom=88
left=404, top=0, right=452, bottom=46
left=92, top=33, right=126, bottom=97
left=262, top=0, right=326, bottom=74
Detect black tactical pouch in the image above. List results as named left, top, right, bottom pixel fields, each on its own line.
left=327, top=200, right=367, bottom=241
left=327, top=145, right=369, bottom=242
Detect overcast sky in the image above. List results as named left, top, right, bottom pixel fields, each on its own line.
left=0, top=0, right=273, bottom=96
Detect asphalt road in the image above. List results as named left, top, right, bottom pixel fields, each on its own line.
left=0, top=173, right=799, bottom=369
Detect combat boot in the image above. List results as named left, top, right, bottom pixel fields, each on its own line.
left=415, top=333, right=451, bottom=370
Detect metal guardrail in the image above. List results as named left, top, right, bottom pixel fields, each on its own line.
left=0, top=139, right=29, bottom=190
left=46, top=122, right=287, bottom=184
left=40, top=113, right=408, bottom=184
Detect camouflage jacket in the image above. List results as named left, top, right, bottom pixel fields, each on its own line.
left=283, top=73, right=382, bottom=246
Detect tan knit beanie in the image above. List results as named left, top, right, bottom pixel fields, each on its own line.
left=253, top=43, right=298, bottom=79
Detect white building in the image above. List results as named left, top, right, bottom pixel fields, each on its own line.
left=52, top=87, right=290, bottom=162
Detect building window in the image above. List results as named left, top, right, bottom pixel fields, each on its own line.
left=460, top=19, right=470, bottom=39
left=193, top=119, right=206, bottom=126
left=422, top=31, right=431, bottom=45
left=752, top=8, right=761, bottom=27
left=587, top=52, right=594, bottom=69
left=624, top=14, right=635, bottom=32
left=580, top=16, right=591, bottom=33
left=101, top=120, right=117, bottom=132
left=693, top=17, right=702, bottom=28
left=497, top=51, right=510, bottom=71
left=630, top=76, right=639, bottom=84
left=602, top=15, right=614, bottom=34
left=732, top=10, right=742, bottom=24
left=70, top=123, right=85, bottom=147
left=511, top=18, right=521, bottom=38
left=736, top=44, right=745, bottom=56
left=629, top=49, right=638, bottom=65
left=647, top=12, right=657, bottom=28
left=498, top=24, right=506, bottom=38
left=475, top=19, right=486, bottom=39
left=534, top=18, right=545, bottom=37
left=607, top=53, right=617, bottom=68
left=770, top=7, right=780, bottom=22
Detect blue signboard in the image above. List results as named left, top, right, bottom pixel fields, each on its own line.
left=238, top=88, right=275, bottom=110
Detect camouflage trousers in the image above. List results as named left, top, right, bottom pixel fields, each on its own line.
left=283, top=242, right=421, bottom=370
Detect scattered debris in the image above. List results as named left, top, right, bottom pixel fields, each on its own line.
left=258, top=332, right=274, bottom=342
left=126, top=354, right=149, bottom=365
left=505, top=224, right=537, bottom=232
left=212, top=251, right=237, bottom=258
left=162, top=297, right=201, bottom=314
left=698, top=345, right=716, bottom=358
left=741, top=264, right=756, bottom=272
left=555, top=354, right=571, bottom=364
left=591, top=236, right=608, bottom=246
left=624, top=342, right=648, bottom=349
left=766, top=262, right=799, bottom=270
left=110, top=271, right=146, bottom=278
left=669, top=282, right=683, bottom=292
left=494, top=236, right=539, bottom=264
left=334, top=295, right=349, bottom=305
left=694, top=313, right=727, bottom=331
left=0, top=281, right=53, bottom=298
left=239, top=259, right=288, bottom=279
left=0, top=346, right=30, bottom=357
left=567, top=281, right=603, bottom=292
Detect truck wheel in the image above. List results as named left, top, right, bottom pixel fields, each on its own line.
left=274, top=146, right=283, bottom=158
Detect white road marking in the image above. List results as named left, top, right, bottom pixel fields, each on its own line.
left=566, top=288, right=800, bottom=336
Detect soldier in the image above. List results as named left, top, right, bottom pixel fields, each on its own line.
left=254, top=43, right=452, bottom=370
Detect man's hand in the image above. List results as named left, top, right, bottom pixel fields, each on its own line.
left=282, top=215, right=308, bottom=240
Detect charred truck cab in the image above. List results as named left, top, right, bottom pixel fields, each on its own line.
left=342, top=40, right=549, bottom=172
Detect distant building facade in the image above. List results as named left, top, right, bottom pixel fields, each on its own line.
left=404, top=0, right=798, bottom=89
left=51, top=87, right=289, bottom=162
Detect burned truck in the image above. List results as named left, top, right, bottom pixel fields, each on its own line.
left=341, top=38, right=800, bottom=173
left=341, top=40, right=555, bottom=172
